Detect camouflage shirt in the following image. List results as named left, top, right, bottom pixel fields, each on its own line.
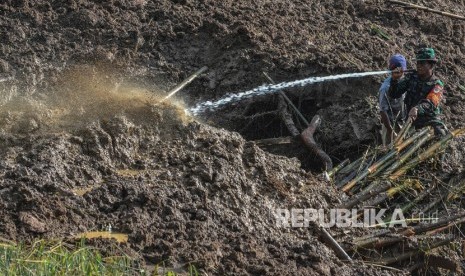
left=388, top=73, right=444, bottom=128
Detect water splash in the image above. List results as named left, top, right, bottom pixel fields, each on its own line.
left=188, top=70, right=391, bottom=115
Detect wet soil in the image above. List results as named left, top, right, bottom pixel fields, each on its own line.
left=0, top=89, right=390, bottom=274
left=1, top=0, right=465, bottom=274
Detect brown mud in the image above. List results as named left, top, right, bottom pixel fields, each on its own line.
left=1, top=0, right=465, bottom=274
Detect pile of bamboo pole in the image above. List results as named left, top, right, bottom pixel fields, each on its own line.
left=329, top=124, right=465, bottom=209
left=327, top=125, right=465, bottom=272
left=347, top=212, right=465, bottom=273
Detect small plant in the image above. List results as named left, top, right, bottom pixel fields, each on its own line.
left=370, top=25, right=391, bottom=40
left=188, top=264, right=199, bottom=276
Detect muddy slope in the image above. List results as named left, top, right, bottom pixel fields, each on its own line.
left=0, top=82, right=395, bottom=274
left=1, top=0, right=464, bottom=155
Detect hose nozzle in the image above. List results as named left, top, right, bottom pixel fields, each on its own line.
left=390, top=68, right=415, bottom=73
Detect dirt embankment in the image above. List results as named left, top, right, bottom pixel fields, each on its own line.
left=2, top=0, right=464, bottom=156
left=0, top=69, right=394, bottom=274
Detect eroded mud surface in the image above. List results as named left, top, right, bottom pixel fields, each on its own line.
left=0, top=92, right=391, bottom=274
left=1, top=0, right=465, bottom=274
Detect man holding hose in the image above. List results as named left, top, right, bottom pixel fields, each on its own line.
left=389, top=47, right=447, bottom=136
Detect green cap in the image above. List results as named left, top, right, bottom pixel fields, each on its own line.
left=415, top=48, right=438, bottom=62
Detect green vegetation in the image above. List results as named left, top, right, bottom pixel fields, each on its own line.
left=154, top=263, right=200, bottom=276
left=0, top=238, right=201, bottom=275
left=370, top=25, right=391, bottom=40
left=0, top=239, right=141, bottom=275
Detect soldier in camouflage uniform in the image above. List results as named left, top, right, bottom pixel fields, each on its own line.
left=389, top=48, right=447, bottom=136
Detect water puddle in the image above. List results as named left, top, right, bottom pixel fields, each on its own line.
left=75, top=231, right=128, bottom=243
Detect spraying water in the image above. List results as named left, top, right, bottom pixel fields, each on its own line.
left=187, top=70, right=394, bottom=115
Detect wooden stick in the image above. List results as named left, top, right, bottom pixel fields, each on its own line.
left=336, top=170, right=358, bottom=188
left=367, top=180, right=419, bottom=207
left=318, top=226, right=352, bottom=262
left=336, top=150, right=373, bottom=187
left=278, top=94, right=300, bottom=136
left=367, top=182, right=413, bottom=209
left=384, top=133, right=433, bottom=175
left=339, top=181, right=392, bottom=209
left=341, top=153, right=378, bottom=192
left=356, top=213, right=465, bottom=245
left=408, top=212, right=465, bottom=235
left=354, top=228, right=398, bottom=244
left=254, top=136, right=292, bottom=146
left=341, top=129, right=427, bottom=192
left=395, top=128, right=430, bottom=152
left=338, top=156, right=364, bottom=175
left=388, top=0, right=465, bottom=21
left=393, top=118, right=412, bottom=147
left=367, top=157, right=396, bottom=178
left=328, top=158, right=350, bottom=177
left=398, top=184, right=433, bottom=214
left=161, top=66, right=208, bottom=101
left=353, top=236, right=404, bottom=250
left=363, top=262, right=405, bottom=273
left=367, top=150, right=396, bottom=174
left=367, top=129, right=428, bottom=178
left=374, top=238, right=453, bottom=265
left=425, top=216, right=465, bottom=236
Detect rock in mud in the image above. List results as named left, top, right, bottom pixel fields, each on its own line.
left=19, top=212, right=47, bottom=233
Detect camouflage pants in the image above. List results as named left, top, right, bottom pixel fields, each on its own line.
left=413, top=115, right=447, bottom=136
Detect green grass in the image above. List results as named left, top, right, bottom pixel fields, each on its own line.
left=0, top=239, right=142, bottom=275
left=0, top=239, right=201, bottom=276
left=154, top=263, right=200, bottom=276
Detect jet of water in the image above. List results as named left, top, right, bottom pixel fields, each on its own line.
left=187, top=70, right=392, bottom=115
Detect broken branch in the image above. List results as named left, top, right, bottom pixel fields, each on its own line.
left=388, top=0, right=465, bottom=21
left=318, top=226, right=352, bottom=262
left=300, top=116, right=333, bottom=170
left=161, top=66, right=208, bottom=102
left=278, top=95, right=300, bottom=136
left=374, top=237, right=453, bottom=266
